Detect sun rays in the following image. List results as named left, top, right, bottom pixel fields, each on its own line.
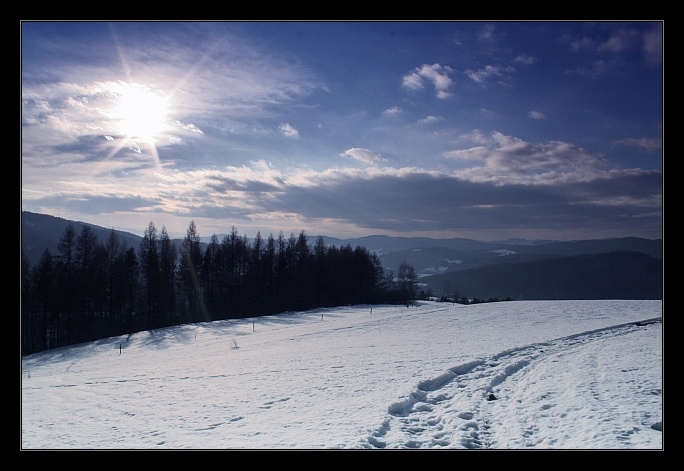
left=103, top=81, right=171, bottom=170
left=111, top=82, right=170, bottom=142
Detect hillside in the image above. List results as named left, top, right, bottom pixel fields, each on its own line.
left=21, top=212, right=144, bottom=268
left=421, top=250, right=662, bottom=301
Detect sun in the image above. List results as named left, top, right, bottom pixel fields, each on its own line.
left=111, top=82, right=170, bottom=144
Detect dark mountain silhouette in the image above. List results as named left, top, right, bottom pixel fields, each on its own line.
left=421, top=250, right=662, bottom=301
left=21, top=211, right=662, bottom=301
left=21, top=211, right=190, bottom=269
left=346, top=236, right=662, bottom=278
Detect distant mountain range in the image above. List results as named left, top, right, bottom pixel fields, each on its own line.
left=21, top=211, right=663, bottom=301
left=355, top=234, right=662, bottom=278
left=421, top=250, right=662, bottom=300
left=322, top=234, right=662, bottom=300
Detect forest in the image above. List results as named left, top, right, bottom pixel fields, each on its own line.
left=21, top=221, right=419, bottom=356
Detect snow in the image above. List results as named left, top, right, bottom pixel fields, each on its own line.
left=491, top=249, right=517, bottom=256
left=21, top=299, right=663, bottom=450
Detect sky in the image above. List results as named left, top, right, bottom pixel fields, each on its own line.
left=21, top=21, right=663, bottom=242
left=21, top=299, right=663, bottom=449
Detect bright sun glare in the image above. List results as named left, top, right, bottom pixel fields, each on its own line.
left=111, top=83, right=170, bottom=143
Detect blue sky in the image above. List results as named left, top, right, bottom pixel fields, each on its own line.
left=21, top=21, right=663, bottom=241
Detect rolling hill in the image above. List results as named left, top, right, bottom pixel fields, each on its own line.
left=419, top=250, right=662, bottom=301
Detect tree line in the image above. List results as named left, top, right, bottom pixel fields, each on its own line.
left=21, top=221, right=418, bottom=355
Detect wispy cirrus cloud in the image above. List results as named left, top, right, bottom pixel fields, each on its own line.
left=614, top=137, right=662, bottom=152
left=464, top=65, right=515, bottom=85
left=340, top=148, right=387, bottom=165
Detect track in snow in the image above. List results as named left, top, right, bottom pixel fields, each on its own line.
left=359, top=318, right=662, bottom=449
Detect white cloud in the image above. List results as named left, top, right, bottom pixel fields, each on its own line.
left=402, top=64, right=454, bottom=99
left=382, top=106, right=402, bottom=117
left=570, top=60, right=610, bottom=80
left=528, top=110, right=547, bottom=120
left=444, top=131, right=616, bottom=185
left=443, top=146, right=489, bottom=162
left=643, top=24, right=663, bottom=66
left=598, top=28, right=641, bottom=54
left=568, top=24, right=662, bottom=69
left=464, top=65, right=514, bottom=85
left=614, top=137, right=662, bottom=152
left=514, top=54, right=537, bottom=65
left=570, top=37, right=595, bottom=52
left=418, top=115, right=441, bottom=125
left=477, top=24, right=496, bottom=43
left=279, top=123, right=299, bottom=138
left=455, top=129, right=489, bottom=145
left=340, top=148, right=386, bottom=165
left=401, top=73, right=424, bottom=91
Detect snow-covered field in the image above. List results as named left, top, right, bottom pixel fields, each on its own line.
left=21, top=299, right=663, bottom=449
